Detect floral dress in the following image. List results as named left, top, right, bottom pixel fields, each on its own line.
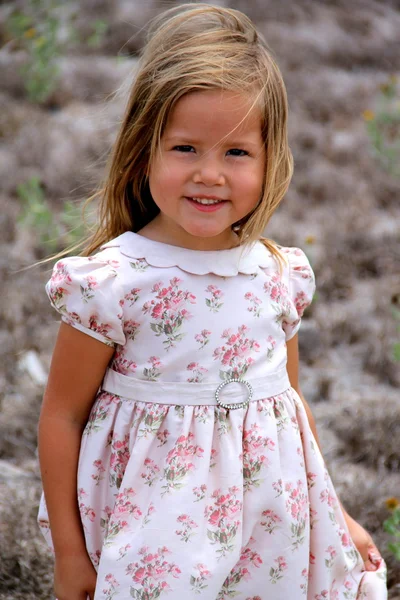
left=38, top=232, right=387, bottom=600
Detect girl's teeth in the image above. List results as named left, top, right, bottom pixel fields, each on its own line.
left=191, top=197, right=221, bottom=205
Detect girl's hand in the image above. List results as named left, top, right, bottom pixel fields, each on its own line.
left=344, top=513, right=382, bottom=572
left=54, top=553, right=97, bottom=600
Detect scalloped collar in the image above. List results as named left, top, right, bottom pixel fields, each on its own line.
left=100, top=231, right=273, bottom=276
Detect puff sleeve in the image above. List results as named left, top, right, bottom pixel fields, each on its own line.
left=281, top=247, right=316, bottom=341
left=45, top=253, right=126, bottom=347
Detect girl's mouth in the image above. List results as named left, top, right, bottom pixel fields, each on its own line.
left=186, top=197, right=227, bottom=212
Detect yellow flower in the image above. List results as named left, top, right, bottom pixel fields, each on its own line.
left=24, top=28, right=36, bottom=39
left=305, top=235, right=316, bottom=245
left=385, top=497, right=399, bottom=510
left=362, top=109, right=375, bottom=122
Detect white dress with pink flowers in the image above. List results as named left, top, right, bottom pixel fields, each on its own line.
left=38, top=232, right=387, bottom=600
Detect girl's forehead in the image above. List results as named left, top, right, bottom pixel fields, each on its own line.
left=164, top=89, right=263, bottom=140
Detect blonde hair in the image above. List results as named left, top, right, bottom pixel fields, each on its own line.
left=82, top=3, right=293, bottom=262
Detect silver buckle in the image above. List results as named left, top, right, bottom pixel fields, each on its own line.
left=215, top=378, right=253, bottom=410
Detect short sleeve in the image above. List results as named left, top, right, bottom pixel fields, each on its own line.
left=45, top=253, right=126, bottom=347
left=281, top=247, right=316, bottom=341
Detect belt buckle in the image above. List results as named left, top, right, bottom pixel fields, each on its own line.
left=215, top=378, right=253, bottom=410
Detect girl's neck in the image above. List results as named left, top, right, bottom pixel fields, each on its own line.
left=137, top=218, right=241, bottom=251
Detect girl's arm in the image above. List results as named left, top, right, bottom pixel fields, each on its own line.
left=286, top=334, right=382, bottom=572
left=38, top=322, right=114, bottom=599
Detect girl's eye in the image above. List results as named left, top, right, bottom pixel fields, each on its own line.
left=173, top=145, right=195, bottom=153
left=227, top=148, right=249, bottom=157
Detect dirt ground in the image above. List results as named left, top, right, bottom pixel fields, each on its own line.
left=0, top=0, right=399, bottom=598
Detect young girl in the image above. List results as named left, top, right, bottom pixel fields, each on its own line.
left=38, top=4, right=388, bottom=599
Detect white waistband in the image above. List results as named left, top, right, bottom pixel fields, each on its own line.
left=101, top=367, right=291, bottom=406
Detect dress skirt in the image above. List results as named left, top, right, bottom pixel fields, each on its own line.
left=38, top=369, right=387, bottom=599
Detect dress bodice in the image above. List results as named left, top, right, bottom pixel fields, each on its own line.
left=46, top=232, right=315, bottom=383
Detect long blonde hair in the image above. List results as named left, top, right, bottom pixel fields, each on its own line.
left=82, top=3, right=293, bottom=261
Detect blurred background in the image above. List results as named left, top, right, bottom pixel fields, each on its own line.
left=0, top=0, right=399, bottom=598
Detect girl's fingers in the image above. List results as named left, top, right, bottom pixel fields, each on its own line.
left=363, top=544, right=382, bottom=571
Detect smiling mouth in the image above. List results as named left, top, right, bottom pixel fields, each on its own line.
left=187, top=197, right=227, bottom=205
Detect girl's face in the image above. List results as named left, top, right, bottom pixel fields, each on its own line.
left=148, top=89, right=266, bottom=250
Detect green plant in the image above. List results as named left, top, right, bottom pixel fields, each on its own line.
left=383, top=499, right=400, bottom=561
left=5, top=2, right=108, bottom=104
left=363, top=75, right=400, bottom=178
left=6, top=0, right=62, bottom=103
left=17, top=176, right=85, bottom=252
left=393, top=308, right=400, bottom=362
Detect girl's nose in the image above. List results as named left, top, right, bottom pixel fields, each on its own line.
left=192, top=156, right=225, bottom=186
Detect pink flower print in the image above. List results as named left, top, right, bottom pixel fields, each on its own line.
left=84, top=391, right=121, bottom=434
left=294, top=290, right=310, bottom=318
left=244, top=291, right=263, bottom=317
left=79, top=497, right=96, bottom=530
left=260, top=509, right=282, bottom=534
left=300, top=567, right=308, bottom=595
left=109, top=433, right=130, bottom=489
left=187, top=361, right=208, bottom=383
left=205, top=487, right=242, bottom=559
left=143, top=356, right=163, bottom=381
left=102, top=572, right=120, bottom=600
left=242, top=423, right=275, bottom=492
left=338, top=527, right=359, bottom=566
left=193, top=484, right=207, bottom=502
left=213, top=325, right=260, bottom=380
left=118, top=543, right=132, bottom=561
left=310, top=507, right=318, bottom=529
left=266, top=335, right=276, bottom=361
left=142, top=503, right=156, bottom=527
left=100, top=505, right=113, bottom=535
left=263, top=273, right=292, bottom=324
left=51, top=261, right=72, bottom=285
left=104, top=487, right=142, bottom=546
left=89, top=549, right=101, bottom=567
left=324, top=545, right=337, bottom=569
left=126, top=545, right=181, bottom=598
left=209, top=447, right=218, bottom=470
left=271, top=396, right=289, bottom=432
left=218, top=540, right=262, bottom=598
left=143, top=278, right=196, bottom=349
left=80, top=275, right=99, bottom=303
left=307, top=472, right=317, bottom=489
left=123, top=287, right=141, bottom=307
left=195, top=329, right=211, bottom=349
left=156, top=429, right=170, bottom=446
left=125, top=319, right=141, bottom=341
left=91, top=459, right=106, bottom=485
left=319, top=488, right=337, bottom=508
left=161, top=433, right=204, bottom=495
left=175, top=514, right=199, bottom=543
left=88, top=314, right=115, bottom=341
left=129, top=258, right=148, bottom=271
left=315, top=591, right=329, bottom=600
left=341, top=531, right=352, bottom=547
left=190, top=563, right=212, bottom=594
left=137, top=404, right=168, bottom=439
left=205, top=284, right=224, bottom=312
left=284, top=479, right=309, bottom=549
left=141, top=458, right=161, bottom=487
left=269, top=555, right=288, bottom=584
left=111, top=349, right=137, bottom=375
left=273, top=479, right=283, bottom=497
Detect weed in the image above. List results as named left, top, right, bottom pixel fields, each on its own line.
left=5, top=1, right=108, bottom=104
left=363, top=75, right=400, bottom=178
left=17, top=176, right=85, bottom=253
left=383, top=499, right=400, bottom=561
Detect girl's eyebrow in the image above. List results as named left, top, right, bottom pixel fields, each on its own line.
left=163, top=135, right=262, bottom=149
